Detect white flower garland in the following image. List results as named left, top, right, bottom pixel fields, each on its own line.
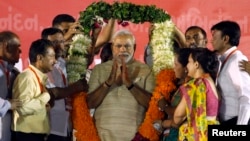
left=66, top=34, right=91, bottom=84
left=67, top=21, right=175, bottom=83
left=150, top=20, right=175, bottom=75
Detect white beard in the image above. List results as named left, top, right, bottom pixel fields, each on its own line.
left=117, top=53, right=133, bottom=64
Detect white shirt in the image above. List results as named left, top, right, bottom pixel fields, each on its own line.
left=217, top=46, right=250, bottom=124
left=46, top=57, right=70, bottom=136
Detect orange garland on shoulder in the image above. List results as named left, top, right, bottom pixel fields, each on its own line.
left=71, top=92, right=100, bottom=141
left=138, top=68, right=177, bottom=141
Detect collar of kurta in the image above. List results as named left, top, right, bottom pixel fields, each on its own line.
left=28, top=65, right=48, bottom=83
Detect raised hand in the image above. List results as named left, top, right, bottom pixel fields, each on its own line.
left=121, top=57, right=132, bottom=87
left=105, top=58, right=118, bottom=86
left=64, top=21, right=83, bottom=42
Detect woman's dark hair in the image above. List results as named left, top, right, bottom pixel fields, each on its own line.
left=190, top=48, right=219, bottom=81
left=175, top=48, right=192, bottom=68
left=173, top=39, right=191, bottom=68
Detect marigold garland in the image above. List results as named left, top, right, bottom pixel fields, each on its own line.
left=66, top=34, right=99, bottom=141
left=133, top=13, right=176, bottom=141
left=73, top=1, right=175, bottom=141
left=71, top=92, right=100, bottom=141
left=137, top=69, right=177, bottom=141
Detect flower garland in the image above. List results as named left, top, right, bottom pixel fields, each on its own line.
left=150, top=20, right=175, bottom=75
left=135, top=69, right=177, bottom=141
left=66, top=34, right=100, bottom=141
left=132, top=20, right=176, bottom=141
left=70, top=1, right=175, bottom=141
left=67, top=34, right=90, bottom=83
left=71, top=92, right=100, bottom=141
left=79, top=1, right=170, bottom=35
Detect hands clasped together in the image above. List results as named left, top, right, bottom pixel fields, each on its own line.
left=105, top=57, right=133, bottom=89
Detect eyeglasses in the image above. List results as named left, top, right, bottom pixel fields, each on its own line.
left=186, top=35, right=204, bottom=42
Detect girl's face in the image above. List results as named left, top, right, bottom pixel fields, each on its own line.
left=173, top=54, right=186, bottom=79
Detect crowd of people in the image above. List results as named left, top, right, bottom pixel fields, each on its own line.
left=1, top=11, right=250, bottom=141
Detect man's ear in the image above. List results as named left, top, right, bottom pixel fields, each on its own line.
left=223, top=35, right=230, bottom=43
left=37, top=54, right=43, bottom=61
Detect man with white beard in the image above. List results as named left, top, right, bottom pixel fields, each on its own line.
left=87, top=29, right=155, bottom=141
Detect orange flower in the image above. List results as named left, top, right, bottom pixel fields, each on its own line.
left=71, top=92, right=100, bottom=141
left=138, top=69, right=176, bottom=141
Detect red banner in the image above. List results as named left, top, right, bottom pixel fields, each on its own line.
left=1, top=0, right=250, bottom=71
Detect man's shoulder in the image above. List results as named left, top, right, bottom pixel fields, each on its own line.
left=232, top=50, right=248, bottom=61
left=18, top=68, right=33, bottom=78
left=92, top=61, right=112, bottom=71
left=133, top=60, right=151, bottom=68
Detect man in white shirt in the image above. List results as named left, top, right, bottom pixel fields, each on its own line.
left=42, top=27, right=73, bottom=141
left=211, top=20, right=250, bottom=125
left=42, top=27, right=90, bottom=141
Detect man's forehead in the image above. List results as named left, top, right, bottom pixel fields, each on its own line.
left=186, top=29, right=202, bottom=35
left=58, top=22, right=73, bottom=30
left=211, top=29, right=221, bottom=35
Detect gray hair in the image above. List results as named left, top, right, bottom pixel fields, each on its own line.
left=111, top=29, right=136, bottom=44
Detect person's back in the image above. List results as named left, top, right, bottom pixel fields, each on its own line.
left=174, top=48, right=219, bottom=141
left=155, top=47, right=191, bottom=141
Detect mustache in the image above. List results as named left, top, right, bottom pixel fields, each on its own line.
left=118, top=53, right=130, bottom=56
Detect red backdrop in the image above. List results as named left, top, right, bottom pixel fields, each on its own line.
left=1, top=0, right=250, bottom=71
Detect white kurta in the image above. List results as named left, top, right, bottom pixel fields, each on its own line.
left=88, top=60, right=155, bottom=141
left=46, top=57, right=70, bottom=136
left=218, top=47, right=250, bottom=124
